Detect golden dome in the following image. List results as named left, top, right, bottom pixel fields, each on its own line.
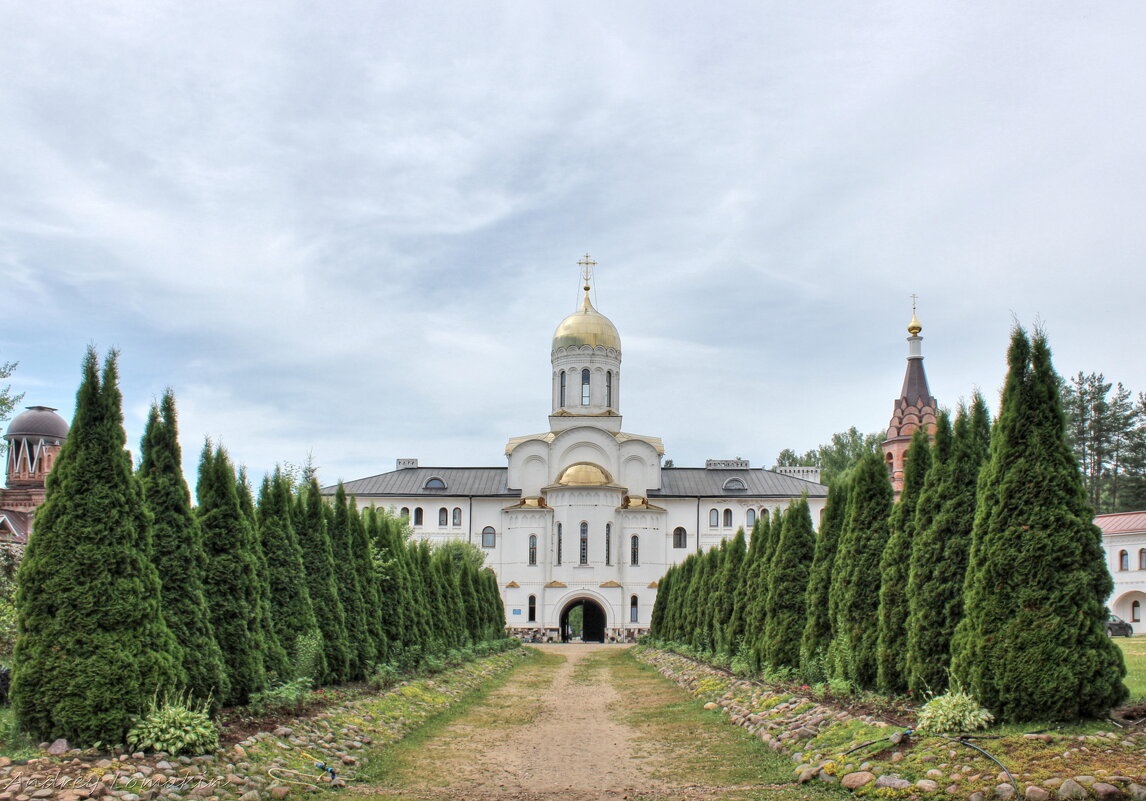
left=552, top=286, right=622, bottom=352
left=908, top=310, right=922, bottom=336
left=557, top=462, right=612, bottom=486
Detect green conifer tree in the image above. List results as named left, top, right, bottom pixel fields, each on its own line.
left=355, top=504, right=388, bottom=659
left=139, top=392, right=230, bottom=708
left=951, top=328, right=1127, bottom=720
left=760, top=498, right=815, bottom=669
left=296, top=478, right=351, bottom=683
left=712, top=528, right=746, bottom=655
left=800, top=477, right=850, bottom=673
left=726, top=516, right=766, bottom=654
left=827, top=450, right=893, bottom=689
left=258, top=470, right=326, bottom=679
left=650, top=564, right=675, bottom=639
left=745, top=508, right=785, bottom=667
left=12, top=349, right=181, bottom=744
left=876, top=428, right=931, bottom=694
left=237, top=466, right=290, bottom=681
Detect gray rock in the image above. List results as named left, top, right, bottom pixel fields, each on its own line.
left=996, top=784, right=1015, bottom=799
left=1093, top=783, right=1125, bottom=801
left=1059, top=779, right=1089, bottom=800
left=238, top=792, right=261, bottom=801
left=927, top=769, right=945, bottom=779
left=1025, top=788, right=1051, bottom=801
left=46, top=739, right=70, bottom=755
left=970, top=793, right=986, bottom=801
left=1126, top=785, right=1146, bottom=801
left=841, top=772, right=875, bottom=790
left=798, top=769, right=818, bottom=784
left=917, top=780, right=940, bottom=792
left=876, top=776, right=913, bottom=790
left=1076, top=777, right=1098, bottom=787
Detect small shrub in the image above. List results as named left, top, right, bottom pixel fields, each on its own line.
left=249, top=677, right=313, bottom=715
left=422, top=654, right=446, bottom=674
left=917, top=688, right=994, bottom=732
left=126, top=693, right=218, bottom=755
left=291, top=631, right=324, bottom=681
left=368, top=663, right=400, bottom=691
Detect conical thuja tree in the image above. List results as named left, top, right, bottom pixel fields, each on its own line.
left=726, top=516, right=766, bottom=654
left=712, top=528, right=746, bottom=655
left=295, top=478, right=350, bottom=683
left=827, top=450, right=893, bottom=689
left=12, top=349, right=181, bottom=745
left=951, top=327, right=1126, bottom=721
left=876, top=428, right=931, bottom=694
left=760, top=498, right=815, bottom=669
left=800, top=477, right=850, bottom=673
left=198, top=444, right=267, bottom=705
left=327, top=486, right=373, bottom=676
left=237, top=465, right=290, bottom=681
left=139, top=391, right=230, bottom=708
left=906, top=399, right=988, bottom=695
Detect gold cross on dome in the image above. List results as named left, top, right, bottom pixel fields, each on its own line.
left=910, top=293, right=918, bottom=312
left=578, top=253, right=596, bottom=284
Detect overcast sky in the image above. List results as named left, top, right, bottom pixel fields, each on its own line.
left=2, top=3, right=1145, bottom=491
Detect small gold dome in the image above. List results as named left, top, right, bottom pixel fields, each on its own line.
left=908, top=310, right=922, bottom=336
left=557, top=462, right=612, bottom=486
left=552, top=287, right=622, bottom=352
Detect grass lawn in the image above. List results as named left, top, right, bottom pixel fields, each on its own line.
left=1116, top=635, right=1146, bottom=700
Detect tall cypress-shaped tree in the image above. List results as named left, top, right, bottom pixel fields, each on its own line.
left=664, top=556, right=697, bottom=643
left=712, top=528, right=746, bottom=655
left=13, top=349, right=181, bottom=744
left=696, top=543, right=726, bottom=652
left=237, top=466, right=290, bottom=681
left=198, top=445, right=267, bottom=705
left=296, top=478, right=351, bottom=683
left=951, top=328, right=1126, bottom=720
left=258, top=470, right=325, bottom=679
left=906, top=403, right=983, bottom=694
left=726, top=516, right=766, bottom=654
left=828, top=450, right=893, bottom=688
left=800, top=478, right=850, bottom=671
left=139, top=392, right=230, bottom=708
left=650, top=564, right=676, bottom=638
left=745, top=508, right=785, bottom=665
left=351, top=501, right=387, bottom=660
left=876, top=428, right=931, bottom=694
left=326, top=486, right=371, bottom=676
left=760, top=498, right=815, bottom=669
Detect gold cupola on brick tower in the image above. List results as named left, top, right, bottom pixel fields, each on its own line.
left=881, top=298, right=938, bottom=495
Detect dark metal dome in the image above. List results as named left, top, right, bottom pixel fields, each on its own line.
left=5, top=406, right=69, bottom=442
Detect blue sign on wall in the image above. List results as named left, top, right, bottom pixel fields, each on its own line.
left=512, top=609, right=522, bottom=615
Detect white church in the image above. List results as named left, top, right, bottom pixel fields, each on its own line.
left=332, top=260, right=828, bottom=642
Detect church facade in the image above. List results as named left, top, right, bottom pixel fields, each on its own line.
left=332, top=267, right=828, bottom=642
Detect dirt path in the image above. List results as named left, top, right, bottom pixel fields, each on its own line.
left=357, top=645, right=835, bottom=801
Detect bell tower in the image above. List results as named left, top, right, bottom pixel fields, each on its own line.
left=881, top=299, right=938, bottom=495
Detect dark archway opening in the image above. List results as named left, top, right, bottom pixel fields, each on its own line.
left=560, top=598, right=607, bottom=643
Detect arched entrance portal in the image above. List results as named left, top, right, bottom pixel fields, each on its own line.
left=560, top=598, right=607, bottom=643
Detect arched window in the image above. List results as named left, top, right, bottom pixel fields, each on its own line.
left=709, top=508, right=719, bottom=528
left=673, top=527, right=687, bottom=549
left=452, top=507, right=462, bottom=526
left=1120, top=550, right=1130, bottom=571
left=400, top=507, right=410, bottom=519
left=630, top=535, right=639, bottom=566
left=606, top=371, right=613, bottom=407
left=414, top=507, right=424, bottom=526
left=482, top=526, right=496, bottom=548
left=605, top=523, right=612, bottom=566
left=424, top=477, right=446, bottom=490
left=886, top=452, right=894, bottom=477
left=557, top=523, right=563, bottom=565
left=630, top=595, right=639, bottom=623
left=560, top=370, right=567, bottom=407
left=528, top=595, right=537, bottom=622
left=723, top=508, right=733, bottom=527
left=581, top=368, right=591, bottom=405
left=1139, top=549, right=1146, bottom=570
left=723, top=477, right=746, bottom=491
left=580, top=522, right=589, bottom=565
left=528, top=534, right=537, bottom=566
left=1134, top=601, right=1142, bottom=623
left=747, top=509, right=756, bottom=528
left=438, top=507, right=448, bottom=527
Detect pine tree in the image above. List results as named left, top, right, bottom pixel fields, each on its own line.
left=760, top=498, right=815, bottom=669
left=196, top=445, right=267, bottom=705
left=827, top=450, right=893, bottom=689
left=139, top=391, right=230, bottom=708
left=951, top=328, right=1127, bottom=720
left=800, top=477, right=850, bottom=672
left=295, top=478, right=351, bottom=683
left=906, top=402, right=988, bottom=695
left=258, top=470, right=326, bottom=679
left=876, top=428, right=931, bottom=694
left=12, top=349, right=181, bottom=744
left=238, top=466, right=290, bottom=681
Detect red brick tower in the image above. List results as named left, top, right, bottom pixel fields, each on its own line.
left=0, top=406, right=69, bottom=544
left=881, top=303, right=937, bottom=497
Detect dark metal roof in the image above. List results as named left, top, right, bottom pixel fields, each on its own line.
left=5, top=406, right=69, bottom=441
left=325, top=466, right=826, bottom=499
left=325, top=468, right=514, bottom=498
left=899, top=358, right=935, bottom=409
left=650, top=468, right=828, bottom=499
left=0, top=509, right=30, bottom=543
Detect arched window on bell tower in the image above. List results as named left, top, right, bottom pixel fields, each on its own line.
left=560, top=370, right=567, bottom=407
left=581, top=368, right=590, bottom=405
left=606, top=370, right=613, bottom=408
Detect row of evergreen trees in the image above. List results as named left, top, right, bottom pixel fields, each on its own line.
left=651, top=327, right=1127, bottom=722
left=10, top=348, right=506, bottom=746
